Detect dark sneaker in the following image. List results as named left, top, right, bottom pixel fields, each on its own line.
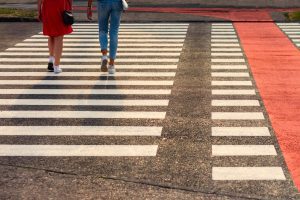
left=48, top=62, right=54, bottom=72
left=101, top=59, right=108, bottom=72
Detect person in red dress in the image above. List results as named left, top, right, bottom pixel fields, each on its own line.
left=38, top=0, right=73, bottom=73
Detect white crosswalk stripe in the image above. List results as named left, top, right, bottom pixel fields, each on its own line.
left=211, top=58, right=245, bottom=62
left=0, top=80, right=174, bottom=86
left=211, top=39, right=239, bottom=43
left=32, top=34, right=187, bottom=38
left=212, top=167, right=286, bottom=180
left=211, top=65, right=247, bottom=69
left=73, top=28, right=188, bottom=31
left=0, top=58, right=179, bottom=63
left=211, top=48, right=242, bottom=51
left=211, top=52, right=243, bottom=56
left=212, top=112, right=265, bottom=120
left=0, top=64, right=178, bottom=69
left=210, top=23, right=286, bottom=181
left=212, top=100, right=259, bottom=106
left=0, top=111, right=167, bottom=119
left=0, top=23, right=188, bottom=157
left=211, top=43, right=240, bottom=47
left=211, top=32, right=236, bottom=35
left=24, top=38, right=185, bottom=43
left=6, top=48, right=182, bottom=52
left=212, top=145, right=277, bottom=156
left=0, top=99, right=170, bottom=106
left=212, top=127, right=270, bottom=136
left=212, top=81, right=252, bottom=86
left=40, top=32, right=187, bottom=35
left=0, top=89, right=172, bottom=95
left=15, top=43, right=184, bottom=47
left=0, top=145, right=158, bottom=157
left=211, top=35, right=237, bottom=38
left=0, top=52, right=181, bottom=57
left=211, top=72, right=249, bottom=77
left=277, top=23, right=300, bottom=49
left=0, top=72, right=176, bottom=77
left=72, top=25, right=189, bottom=28
left=211, top=29, right=235, bottom=32
left=0, top=126, right=163, bottom=136
left=212, top=89, right=256, bottom=95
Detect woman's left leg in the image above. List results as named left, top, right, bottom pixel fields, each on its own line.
left=47, top=36, right=55, bottom=71
left=53, top=35, right=64, bottom=73
left=109, top=6, right=122, bottom=70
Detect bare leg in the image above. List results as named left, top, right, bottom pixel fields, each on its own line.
left=47, top=37, right=55, bottom=71
left=48, top=36, right=55, bottom=57
left=53, top=35, right=63, bottom=66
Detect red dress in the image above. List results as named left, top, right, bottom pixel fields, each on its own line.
left=42, top=0, right=73, bottom=37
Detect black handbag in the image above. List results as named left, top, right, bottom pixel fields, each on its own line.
left=62, top=0, right=74, bottom=25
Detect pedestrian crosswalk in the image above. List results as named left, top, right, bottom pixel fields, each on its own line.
left=0, top=23, right=188, bottom=157
left=277, top=22, right=300, bottom=47
left=210, top=23, right=286, bottom=181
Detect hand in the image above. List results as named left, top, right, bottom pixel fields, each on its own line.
left=87, top=7, right=92, bottom=20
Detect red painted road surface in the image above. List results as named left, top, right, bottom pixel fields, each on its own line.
left=74, top=6, right=300, bottom=190
left=234, top=22, right=300, bottom=191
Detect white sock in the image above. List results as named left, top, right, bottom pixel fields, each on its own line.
left=102, top=55, right=108, bottom=61
left=49, top=56, right=55, bottom=63
left=54, top=65, right=59, bottom=69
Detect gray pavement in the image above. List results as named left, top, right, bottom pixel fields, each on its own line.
left=75, top=0, right=300, bottom=8
left=2, top=0, right=300, bottom=8
left=0, top=21, right=299, bottom=199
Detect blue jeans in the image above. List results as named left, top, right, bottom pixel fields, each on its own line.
left=97, top=0, right=122, bottom=60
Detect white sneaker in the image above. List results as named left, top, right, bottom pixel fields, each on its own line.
left=108, top=65, right=116, bottom=74
left=54, top=66, right=62, bottom=74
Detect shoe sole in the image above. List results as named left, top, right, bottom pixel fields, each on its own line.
left=101, top=60, right=108, bottom=72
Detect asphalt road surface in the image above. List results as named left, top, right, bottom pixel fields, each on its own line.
left=0, top=21, right=299, bottom=200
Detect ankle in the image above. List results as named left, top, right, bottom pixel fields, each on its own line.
left=49, top=56, right=55, bottom=63
left=101, top=49, right=108, bottom=55
left=109, top=60, right=115, bottom=66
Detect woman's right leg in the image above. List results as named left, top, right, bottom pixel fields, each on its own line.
left=47, top=36, right=55, bottom=71
left=97, top=1, right=110, bottom=72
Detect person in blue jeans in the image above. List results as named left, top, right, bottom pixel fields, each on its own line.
left=87, top=0, right=123, bottom=74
